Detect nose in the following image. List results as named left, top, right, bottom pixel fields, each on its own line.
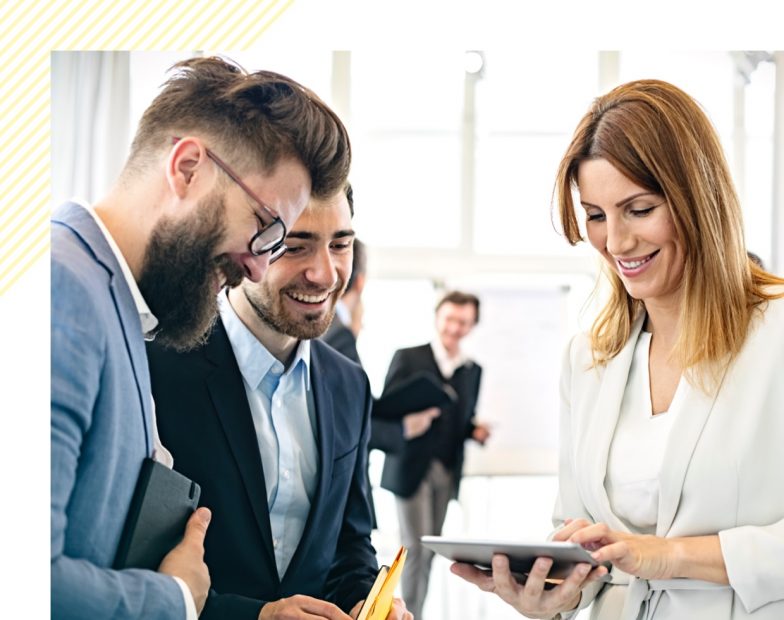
left=304, top=247, right=338, bottom=289
left=605, top=214, right=635, bottom=257
left=239, top=252, right=270, bottom=283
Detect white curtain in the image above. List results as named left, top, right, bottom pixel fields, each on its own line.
left=51, top=51, right=131, bottom=207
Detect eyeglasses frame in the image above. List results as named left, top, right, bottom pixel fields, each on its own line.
left=171, top=137, right=288, bottom=260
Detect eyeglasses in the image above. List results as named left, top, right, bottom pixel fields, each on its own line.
left=171, top=137, right=288, bottom=262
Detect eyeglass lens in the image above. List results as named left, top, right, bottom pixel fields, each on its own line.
left=251, top=220, right=286, bottom=254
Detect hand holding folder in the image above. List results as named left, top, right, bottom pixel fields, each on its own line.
left=114, top=458, right=201, bottom=570
left=373, top=373, right=457, bottom=421
left=356, top=546, right=407, bottom=620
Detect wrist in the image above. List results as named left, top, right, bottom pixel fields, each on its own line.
left=668, top=537, right=685, bottom=579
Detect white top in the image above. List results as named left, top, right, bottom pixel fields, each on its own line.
left=430, top=337, right=470, bottom=379
left=605, top=330, right=684, bottom=534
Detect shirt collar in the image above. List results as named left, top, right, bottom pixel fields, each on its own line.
left=83, top=203, right=159, bottom=338
left=430, top=336, right=469, bottom=378
left=219, top=292, right=311, bottom=390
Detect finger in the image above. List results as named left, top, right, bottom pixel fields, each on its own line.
left=428, top=407, right=441, bottom=418
left=568, top=522, right=613, bottom=546
left=385, top=598, right=408, bottom=620
left=182, top=507, right=211, bottom=548
left=537, top=562, right=590, bottom=610
left=519, top=556, right=552, bottom=597
left=590, top=540, right=628, bottom=564
left=300, top=597, right=352, bottom=620
left=552, top=518, right=591, bottom=541
left=583, top=564, right=609, bottom=584
left=490, top=554, right=524, bottom=602
left=450, top=562, right=495, bottom=590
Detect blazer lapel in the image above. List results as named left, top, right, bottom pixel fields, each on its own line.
left=656, top=365, right=728, bottom=535
left=204, top=321, right=277, bottom=570
left=283, top=348, right=333, bottom=580
left=577, top=315, right=646, bottom=532
left=54, top=202, right=154, bottom=454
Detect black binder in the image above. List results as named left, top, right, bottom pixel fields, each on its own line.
left=373, top=372, right=457, bottom=421
left=113, top=457, right=201, bottom=570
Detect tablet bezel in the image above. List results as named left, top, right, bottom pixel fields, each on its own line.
left=421, top=535, right=600, bottom=580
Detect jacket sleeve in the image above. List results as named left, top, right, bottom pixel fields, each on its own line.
left=199, top=589, right=265, bottom=620
left=368, top=418, right=405, bottom=453
left=719, top=519, right=784, bottom=613
left=382, top=349, right=412, bottom=393
left=717, top=299, right=784, bottom=613
left=550, top=335, right=605, bottom=612
left=462, top=365, right=483, bottom=440
left=51, top=260, right=184, bottom=620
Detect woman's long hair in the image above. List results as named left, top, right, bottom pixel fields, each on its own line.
left=554, top=79, right=783, bottom=383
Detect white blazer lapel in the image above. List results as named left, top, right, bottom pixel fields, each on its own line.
left=656, top=365, right=728, bottom=535
left=577, top=314, right=646, bottom=531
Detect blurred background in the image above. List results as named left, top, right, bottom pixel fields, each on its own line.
left=52, top=49, right=784, bottom=619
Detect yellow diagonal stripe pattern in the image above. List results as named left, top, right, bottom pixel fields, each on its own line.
left=0, top=0, right=294, bottom=296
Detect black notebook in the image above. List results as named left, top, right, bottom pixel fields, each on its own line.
left=113, top=457, right=201, bottom=570
left=373, top=372, right=457, bottom=421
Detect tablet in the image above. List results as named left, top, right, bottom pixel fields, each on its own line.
left=422, top=535, right=606, bottom=582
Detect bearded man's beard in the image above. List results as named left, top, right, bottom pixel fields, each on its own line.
left=138, top=192, right=245, bottom=351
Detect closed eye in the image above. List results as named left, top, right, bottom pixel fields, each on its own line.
left=625, top=199, right=665, bottom=217
left=283, top=245, right=306, bottom=256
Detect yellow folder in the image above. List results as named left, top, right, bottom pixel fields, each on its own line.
left=357, top=546, right=407, bottom=620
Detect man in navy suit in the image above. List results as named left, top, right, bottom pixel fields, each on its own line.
left=51, top=56, right=351, bottom=620
left=380, top=292, right=491, bottom=620
left=148, top=186, right=411, bottom=620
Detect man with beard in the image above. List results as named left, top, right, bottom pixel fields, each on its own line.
left=51, top=56, right=350, bottom=620
left=147, top=186, right=411, bottom=620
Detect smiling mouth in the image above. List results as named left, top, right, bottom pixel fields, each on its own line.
left=617, top=251, right=659, bottom=270
left=287, top=291, right=331, bottom=304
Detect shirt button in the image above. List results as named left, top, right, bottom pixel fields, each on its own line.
left=282, top=469, right=290, bottom=480
left=273, top=538, right=279, bottom=548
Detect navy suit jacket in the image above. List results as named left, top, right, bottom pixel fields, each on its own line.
left=147, top=321, right=378, bottom=620
left=321, top=319, right=405, bottom=455
left=51, top=202, right=185, bottom=619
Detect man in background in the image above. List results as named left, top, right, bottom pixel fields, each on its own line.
left=148, top=186, right=410, bottom=620
left=51, top=56, right=350, bottom=619
left=321, top=222, right=442, bottom=529
left=380, top=291, right=491, bottom=620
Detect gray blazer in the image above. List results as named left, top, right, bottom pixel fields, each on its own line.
left=556, top=294, right=784, bottom=619
left=51, top=202, right=184, bottom=619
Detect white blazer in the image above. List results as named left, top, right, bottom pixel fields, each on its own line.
left=555, top=294, right=784, bottom=620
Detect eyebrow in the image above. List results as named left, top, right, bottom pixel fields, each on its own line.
left=285, top=229, right=356, bottom=241
left=581, top=191, right=658, bottom=210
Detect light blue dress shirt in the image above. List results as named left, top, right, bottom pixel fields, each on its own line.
left=218, top=293, right=319, bottom=578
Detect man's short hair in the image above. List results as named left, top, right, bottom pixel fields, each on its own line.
left=126, top=56, right=350, bottom=198
left=344, top=180, right=354, bottom=217
left=435, top=290, right=480, bottom=324
left=346, top=238, right=366, bottom=293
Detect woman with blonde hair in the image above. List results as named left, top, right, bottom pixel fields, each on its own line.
left=453, top=79, right=784, bottom=619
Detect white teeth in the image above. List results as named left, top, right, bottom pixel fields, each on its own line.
left=289, top=292, right=329, bottom=303
left=619, top=255, right=653, bottom=269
